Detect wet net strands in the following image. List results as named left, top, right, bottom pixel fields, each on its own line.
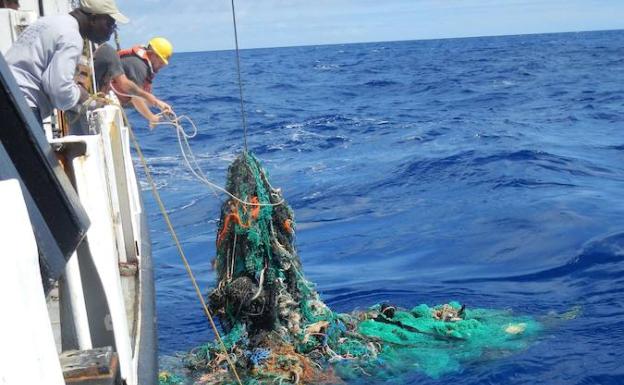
left=165, top=153, right=541, bottom=385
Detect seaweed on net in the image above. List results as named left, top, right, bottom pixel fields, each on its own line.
left=178, top=152, right=541, bottom=385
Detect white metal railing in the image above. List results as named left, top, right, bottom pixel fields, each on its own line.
left=49, top=104, right=143, bottom=385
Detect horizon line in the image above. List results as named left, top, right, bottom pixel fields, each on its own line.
left=175, top=27, right=624, bottom=55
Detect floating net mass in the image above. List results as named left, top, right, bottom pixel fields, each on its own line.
left=160, top=153, right=541, bottom=385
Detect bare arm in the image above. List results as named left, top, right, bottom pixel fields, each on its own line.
left=130, top=97, right=160, bottom=127
left=113, top=74, right=172, bottom=112
left=114, top=74, right=155, bottom=103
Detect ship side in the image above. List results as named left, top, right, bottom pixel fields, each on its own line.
left=0, top=1, right=157, bottom=384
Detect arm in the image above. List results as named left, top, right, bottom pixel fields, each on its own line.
left=130, top=97, right=160, bottom=126
left=113, top=74, right=171, bottom=112
left=75, top=64, right=91, bottom=102
left=41, top=38, right=83, bottom=110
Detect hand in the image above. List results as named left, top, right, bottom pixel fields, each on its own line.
left=86, top=98, right=107, bottom=110
left=155, top=99, right=172, bottom=114
left=148, top=114, right=161, bottom=130
left=75, top=73, right=91, bottom=91
left=75, top=64, right=91, bottom=90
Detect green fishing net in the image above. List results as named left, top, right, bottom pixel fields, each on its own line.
left=163, top=152, right=541, bottom=385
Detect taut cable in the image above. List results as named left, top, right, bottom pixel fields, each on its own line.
left=230, top=0, right=249, bottom=153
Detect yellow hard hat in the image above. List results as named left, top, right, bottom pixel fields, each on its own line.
left=147, top=37, right=173, bottom=65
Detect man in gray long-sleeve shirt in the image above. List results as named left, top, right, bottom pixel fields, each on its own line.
left=5, top=0, right=128, bottom=120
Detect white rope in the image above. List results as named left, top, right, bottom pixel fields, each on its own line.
left=250, top=267, right=265, bottom=301
left=111, top=82, right=284, bottom=208
left=155, top=111, right=284, bottom=207
left=230, top=231, right=237, bottom=280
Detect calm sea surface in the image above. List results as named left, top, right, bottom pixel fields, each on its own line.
left=128, top=30, right=624, bottom=384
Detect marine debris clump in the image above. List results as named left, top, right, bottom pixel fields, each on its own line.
left=178, top=152, right=541, bottom=385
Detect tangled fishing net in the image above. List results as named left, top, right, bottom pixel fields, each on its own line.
left=161, top=152, right=541, bottom=385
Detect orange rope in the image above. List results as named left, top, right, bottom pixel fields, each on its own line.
left=217, top=196, right=260, bottom=247
left=283, top=219, right=293, bottom=234
left=250, top=196, right=260, bottom=219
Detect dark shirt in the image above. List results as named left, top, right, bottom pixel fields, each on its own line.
left=93, top=43, right=124, bottom=92
left=121, top=55, right=150, bottom=87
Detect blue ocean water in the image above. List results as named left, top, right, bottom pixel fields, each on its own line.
left=129, top=30, right=624, bottom=384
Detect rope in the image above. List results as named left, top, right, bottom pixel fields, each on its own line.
left=125, top=113, right=244, bottom=385
left=230, top=0, right=249, bottom=153
left=114, top=29, right=121, bottom=51
left=66, top=92, right=109, bottom=126
left=86, top=94, right=265, bottom=384
left=152, top=111, right=284, bottom=207
left=109, top=83, right=283, bottom=207
left=102, top=8, right=272, bottom=381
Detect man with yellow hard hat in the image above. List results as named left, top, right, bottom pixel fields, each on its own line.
left=116, top=37, right=173, bottom=125
left=93, top=41, right=171, bottom=124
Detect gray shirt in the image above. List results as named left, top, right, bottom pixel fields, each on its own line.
left=121, top=54, right=150, bottom=88
left=93, top=43, right=124, bottom=92
left=5, top=14, right=83, bottom=119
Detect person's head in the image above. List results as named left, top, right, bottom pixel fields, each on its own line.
left=1, top=0, right=19, bottom=10
left=75, top=0, right=129, bottom=44
left=146, top=37, right=173, bottom=72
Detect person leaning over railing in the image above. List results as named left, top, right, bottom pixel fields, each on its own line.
left=4, top=0, right=127, bottom=121
left=114, top=37, right=174, bottom=127
left=93, top=42, right=172, bottom=126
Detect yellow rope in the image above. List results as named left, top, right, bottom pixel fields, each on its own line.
left=126, top=117, right=244, bottom=385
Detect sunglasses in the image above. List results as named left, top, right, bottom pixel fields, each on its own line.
left=91, top=14, right=117, bottom=29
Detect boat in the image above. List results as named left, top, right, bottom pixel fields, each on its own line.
left=0, top=1, right=157, bottom=384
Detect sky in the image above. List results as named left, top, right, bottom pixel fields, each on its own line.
left=114, top=0, right=624, bottom=52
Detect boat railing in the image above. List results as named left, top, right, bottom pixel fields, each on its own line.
left=49, top=103, right=144, bottom=385
left=2, top=1, right=154, bottom=382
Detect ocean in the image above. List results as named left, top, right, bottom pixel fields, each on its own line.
left=128, top=30, right=624, bottom=384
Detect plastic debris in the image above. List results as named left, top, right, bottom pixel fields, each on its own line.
left=181, top=152, right=541, bottom=384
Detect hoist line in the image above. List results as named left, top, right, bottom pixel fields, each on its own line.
left=230, top=0, right=249, bottom=153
